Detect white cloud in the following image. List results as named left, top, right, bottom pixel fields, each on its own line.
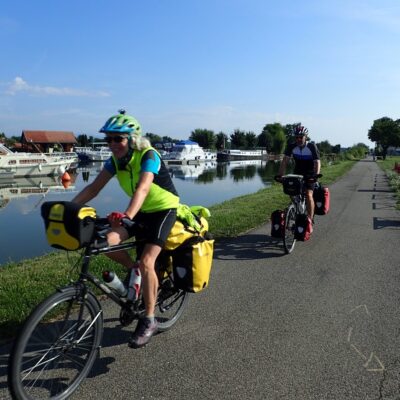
left=5, top=77, right=110, bottom=97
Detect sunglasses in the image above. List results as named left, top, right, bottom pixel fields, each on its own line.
left=295, top=135, right=305, bottom=139
left=104, top=136, right=127, bottom=144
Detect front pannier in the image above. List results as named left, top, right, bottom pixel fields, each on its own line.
left=41, top=201, right=96, bottom=250
left=282, top=175, right=303, bottom=196
left=270, top=209, right=285, bottom=238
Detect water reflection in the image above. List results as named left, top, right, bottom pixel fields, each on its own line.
left=167, top=160, right=281, bottom=185
left=0, top=174, right=77, bottom=211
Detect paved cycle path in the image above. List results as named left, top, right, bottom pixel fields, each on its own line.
left=1, top=159, right=399, bottom=399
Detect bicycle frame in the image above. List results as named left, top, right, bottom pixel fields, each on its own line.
left=78, top=241, right=141, bottom=308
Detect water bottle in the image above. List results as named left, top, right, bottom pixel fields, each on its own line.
left=127, top=264, right=142, bottom=301
left=102, top=271, right=127, bottom=297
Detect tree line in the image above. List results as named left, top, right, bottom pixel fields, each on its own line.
left=144, top=122, right=345, bottom=157
left=368, top=117, right=400, bottom=159
left=1, top=117, right=380, bottom=160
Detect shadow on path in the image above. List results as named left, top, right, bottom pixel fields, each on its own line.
left=214, top=232, right=284, bottom=261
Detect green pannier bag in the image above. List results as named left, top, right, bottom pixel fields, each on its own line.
left=41, top=201, right=97, bottom=250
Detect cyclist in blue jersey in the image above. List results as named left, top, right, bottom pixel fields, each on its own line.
left=277, top=125, right=321, bottom=222
left=72, top=110, right=179, bottom=348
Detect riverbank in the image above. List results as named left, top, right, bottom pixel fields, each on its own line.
left=0, top=159, right=358, bottom=341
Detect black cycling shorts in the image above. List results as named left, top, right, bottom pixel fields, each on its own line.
left=304, top=181, right=316, bottom=191
left=127, top=208, right=177, bottom=255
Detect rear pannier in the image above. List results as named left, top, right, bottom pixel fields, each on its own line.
left=313, top=184, right=330, bottom=215
left=294, top=214, right=312, bottom=241
left=170, top=235, right=214, bottom=293
left=41, top=201, right=96, bottom=250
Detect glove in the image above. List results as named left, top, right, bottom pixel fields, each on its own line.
left=108, top=212, right=128, bottom=225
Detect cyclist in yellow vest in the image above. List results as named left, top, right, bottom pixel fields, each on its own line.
left=72, top=110, right=179, bottom=348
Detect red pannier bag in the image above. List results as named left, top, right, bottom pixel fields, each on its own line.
left=313, top=184, right=330, bottom=215
left=270, top=209, right=285, bottom=238
left=294, top=214, right=313, bottom=241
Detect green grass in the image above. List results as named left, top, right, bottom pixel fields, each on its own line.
left=376, top=155, right=400, bottom=209
left=0, top=159, right=357, bottom=342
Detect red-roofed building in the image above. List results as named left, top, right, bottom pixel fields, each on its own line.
left=21, top=130, right=77, bottom=153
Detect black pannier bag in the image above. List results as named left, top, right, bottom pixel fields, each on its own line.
left=313, top=184, right=330, bottom=215
left=41, top=201, right=97, bottom=250
left=282, top=175, right=303, bottom=196
left=294, top=214, right=312, bottom=241
left=270, top=209, right=285, bottom=238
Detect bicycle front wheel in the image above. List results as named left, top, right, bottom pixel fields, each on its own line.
left=283, top=204, right=297, bottom=254
left=8, top=286, right=103, bottom=400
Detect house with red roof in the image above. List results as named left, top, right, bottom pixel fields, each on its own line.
left=21, top=130, right=77, bottom=153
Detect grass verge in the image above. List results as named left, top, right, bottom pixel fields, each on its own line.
left=376, top=156, right=400, bottom=209
left=0, top=160, right=356, bottom=342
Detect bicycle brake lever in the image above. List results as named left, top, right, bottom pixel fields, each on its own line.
left=121, top=217, right=135, bottom=229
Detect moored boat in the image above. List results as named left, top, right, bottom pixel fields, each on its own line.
left=0, top=144, right=78, bottom=178
left=216, top=149, right=268, bottom=161
left=163, top=140, right=206, bottom=164
left=75, top=145, right=112, bottom=162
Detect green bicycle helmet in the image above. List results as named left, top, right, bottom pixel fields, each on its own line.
left=100, top=109, right=142, bottom=135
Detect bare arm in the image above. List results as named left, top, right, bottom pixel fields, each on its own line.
left=72, top=168, right=113, bottom=205
left=314, top=159, right=321, bottom=175
left=124, top=171, right=154, bottom=219
left=278, top=155, right=290, bottom=176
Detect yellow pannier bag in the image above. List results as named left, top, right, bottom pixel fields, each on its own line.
left=171, top=236, right=214, bottom=293
left=164, top=216, right=209, bottom=251
left=41, top=201, right=96, bottom=250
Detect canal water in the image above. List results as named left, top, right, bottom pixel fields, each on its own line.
left=0, top=160, right=281, bottom=265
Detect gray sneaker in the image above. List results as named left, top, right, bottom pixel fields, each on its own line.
left=128, top=318, right=158, bottom=348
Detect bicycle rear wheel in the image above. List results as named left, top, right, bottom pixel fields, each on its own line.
left=155, top=266, right=189, bottom=332
left=283, top=204, right=297, bottom=254
left=8, top=286, right=103, bottom=400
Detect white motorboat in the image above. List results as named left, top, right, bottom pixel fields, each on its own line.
left=163, top=140, right=208, bottom=164
left=216, top=149, right=268, bottom=161
left=75, top=146, right=112, bottom=161
left=0, top=144, right=78, bottom=178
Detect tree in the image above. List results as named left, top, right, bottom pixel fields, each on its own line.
left=189, top=129, right=216, bottom=149
left=316, top=140, right=332, bottom=155
left=145, top=133, right=162, bottom=145
left=259, top=123, right=286, bottom=153
left=162, top=136, right=173, bottom=144
left=368, top=117, right=400, bottom=159
left=76, top=134, right=89, bottom=146
left=272, top=129, right=286, bottom=155
left=245, top=131, right=257, bottom=148
left=216, top=131, right=229, bottom=149
left=230, top=129, right=247, bottom=149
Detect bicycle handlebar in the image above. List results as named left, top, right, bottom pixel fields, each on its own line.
left=274, top=173, right=322, bottom=183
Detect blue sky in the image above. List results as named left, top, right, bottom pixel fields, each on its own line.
left=1, top=0, right=400, bottom=148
